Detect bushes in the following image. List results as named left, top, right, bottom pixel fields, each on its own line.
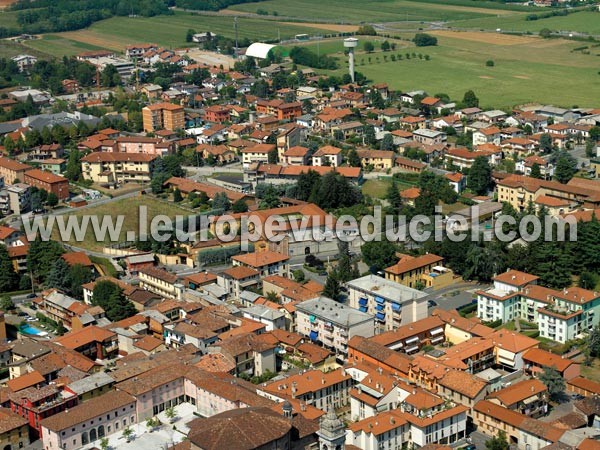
left=414, top=33, right=437, bottom=47
left=486, top=60, right=495, bottom=67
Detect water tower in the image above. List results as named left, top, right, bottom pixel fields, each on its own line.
left=344, top=37, right=358, bottom=82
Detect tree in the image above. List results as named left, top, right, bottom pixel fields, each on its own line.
left=485, top=431, right=509, bottom=450
left=92, top=280, right=136, bottom=322
left=347, top=149, right=362, bottom=167
left=386, top=180, right=403, bottom=213
left=173, top=188, right=183, bottom=203
left=462, top=90, right=479, bottom=108
left=363, top=41, right=375, bottom=53
left=336, top=240, right=358, bottom=283
left=55, top=320, right=67, bottom=336
left=46, top=192, right=58, bottom=207
left=530, top=163, right=542, bottom=179
left=578, top=271, right=597, bottom=289
left=146, top=417, right=158, bottom=433
left=165, top=406, right=176, bottom=424
left=0, top=295, right=14, bottom=311
left=268, top=147, right=278, bottom=164
left=589, top=324, right=600, bottom=358
left=309, top=172, right=362, bottom=210
left=293, top=269, right=305, bottom=283
left=0, top=245, right=18, bottom=293
left=486, top=59, right=495, bottom=67
left=539, top=133, right=553, bottom=153
left=413, top=33, right=437, bottom=47
left=539, top=28, right=552, bottom=38
left=380, top=133, right=394, bottom=151
left=27, top=237, right=65, bottom=283
left=467, top=156, right=492, bottom=195
left=212, top=192, right=231, bottom=211
left=554, top=152, right=577, bottom=184
left=99, top=437, right=109, bottom=450
left=122, top=426, right=133, bottom=443
left=66, top=264, right=93, bottom=298
left=539, top=366, right=565, bottom=401
left=186, top=28, right=196, bottom=42
left=231, top=198, right=249, bottom=213
left=364, top=125, right=376, bottom=146
left=323, top=274, right=341, bottom=301
left=65, top=149, right=83, bottom=181
left=46, top=258, right=70, bottom=291
left=361, top=240, right=398, bottom=272
left=381, top=40, right=390, bottom=51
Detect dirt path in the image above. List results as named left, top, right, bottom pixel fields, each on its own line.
left=430, top=30, right=535, bottom=46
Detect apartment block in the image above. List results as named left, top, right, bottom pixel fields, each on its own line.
left=142, top=102, right=184, bottom=132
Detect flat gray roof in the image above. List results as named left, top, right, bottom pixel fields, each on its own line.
left=295, top=296, right=373, bottom=327
left=67, top=372, right=114, bottom=395
left=347, top=275, right=427, bottom=303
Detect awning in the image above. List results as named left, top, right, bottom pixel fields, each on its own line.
left=309, top=330, right=318, bottom=341
left=405, top=336, right=419, bottom=345
left=375, top=296, right=385, bottom=304
left=430, top=327, right=444, bottom=336
left=359, top=306, right=367, bottom=313
left=376, top=312, right=386, bottom=321
left=309, top=315, right=316, bottom=323
left=359, top=298, right=368, bottom=306
left=523, top=396, right=538, bottom=405
left=391, top=302, right=401, bottom=311
left=405, top=345, right=419, bottom=354
left=376, top=303, right=385, bottom=311
left=431, top=336, right=444, bottom=344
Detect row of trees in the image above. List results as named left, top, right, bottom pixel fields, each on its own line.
left=10, top=0, right=171, bottom=35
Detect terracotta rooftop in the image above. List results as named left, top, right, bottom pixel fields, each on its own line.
left=488, top=379, right=547, bottom=406
left=7, top=370, right=45, bottom=392
left=0, top=407, right=29, bottom=434
left=438, top=369, right=487, bottom=399
left=232, top=250, right=289, bottom=268
left=262, top=368, right=350, bottom=398
left=41, top=390, right=135, bottom=432
left=55, top=326, right=116, bottom=350
left=384, top=253, right=443, bottom=275
left=523, top=348, right=575, bottom=372
left=493, top=269, right=540, bottom=287
left=62, top=251, right=93, bottom=267
left=187, top=407, right=292, bottom=450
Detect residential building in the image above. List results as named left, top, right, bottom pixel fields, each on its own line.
left=355, top=149, right=395, bottom=170
left=54, top=326, right=119, bottom=361
left=413, top=129, right=447, bottom=145
left=11, top=54, right=37, bottom=72
left=231, top=250, right=290, bottom=278
left=259, top=368, right=353, bottom=410
left=241, top=305, right=286, bottom=331
left=347, top=410, right=409, bottom=450
left=0, top=157, right=30, bottom=184
left=0, top=407, right=29, bottom=450
left=23, top=169, right=69, bottom=201
left=40, top=390, right=136, bottom=450
left=8, top=385, right=77, bottom=438
left=295, top=296, right=375, bottom=356
left=347, top=275, right=428, bottom=333
left=384, top=253, right=452, bottom=290
left=142, top=102, right=184, bottom=132
left=311, top=145, right=342, bottom=167
left=80, top=153, right=157, bottom=184
left=138, top=267, right=182, bottom=299
left=217, top=266, right=261, bottom=300
left=487, top=379, right=548, bottom=418
left=522, top=348, right=580, bottom=380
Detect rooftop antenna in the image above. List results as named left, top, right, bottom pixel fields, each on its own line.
left=234, top=16, right=239, bottom=58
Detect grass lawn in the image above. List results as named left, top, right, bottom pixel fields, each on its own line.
left=451, top=10, right=600, bottom=35
left=362, top=179, right=392, bottom=198
left=52, top=196, right=190, bottom=252
left=90, top=255, right=119, bottom=278
left=581, top=359, right=600, bottom=383
left=227, top=0, right=536, bottom=23
left=41, top=11, right=333, bottom=55
left=322, top=32, right=600, bottom=108
left=25, top=34, right=109, bottom=58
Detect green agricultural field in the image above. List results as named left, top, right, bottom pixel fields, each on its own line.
left=450, top=10, right=600, bottom=35
left=25, top=35, right=108, bottom=58
left=0, top=10, right=22, bottom=29
left=38, top=11, right=333, bottom=56
left=323, top=32, right=600, bottom=109
left=51, top=196, right=191, bottom=252
left=227, top=0, right=536, bottom=23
